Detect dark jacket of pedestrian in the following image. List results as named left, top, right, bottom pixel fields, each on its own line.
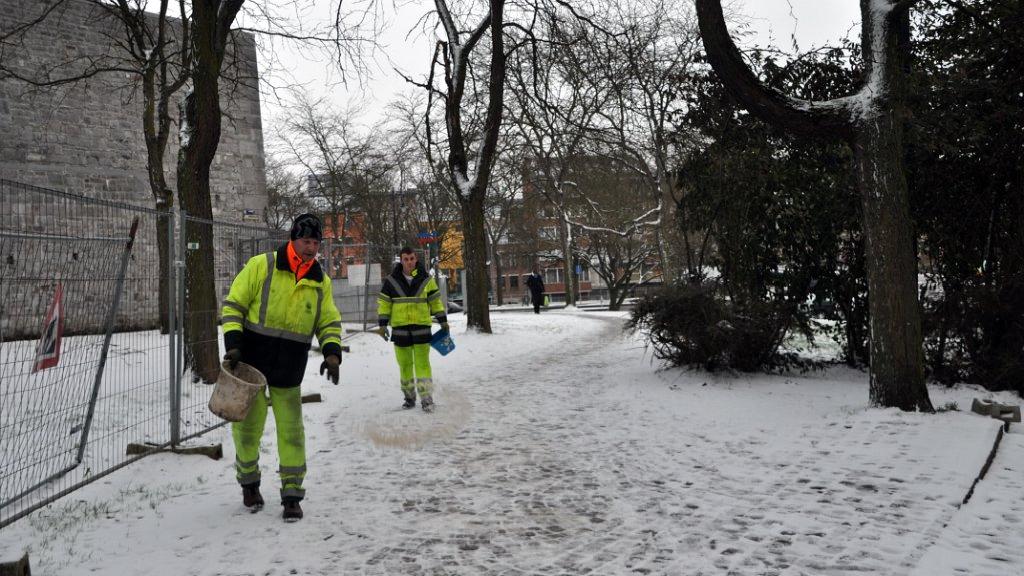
left=525, top=272, right=545, bottom=300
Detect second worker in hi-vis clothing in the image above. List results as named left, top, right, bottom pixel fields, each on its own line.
left=375, top=247, right=448, bottom=412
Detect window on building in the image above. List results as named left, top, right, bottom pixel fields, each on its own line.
left=544, top=268, right=563, bottom=284
left=539, top=226, right=558, bottom=240
left=510, top=275, right=519, bottom=288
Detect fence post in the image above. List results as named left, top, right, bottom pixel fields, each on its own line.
left=172, top=210, right=188, bottom=445
left=168, top=210, right=181, bottom=446
left=233, top=229, right=242, bottom=274
left=362, top=243, right=373, bottom=332
left=76, top=216, right=140, bottom=465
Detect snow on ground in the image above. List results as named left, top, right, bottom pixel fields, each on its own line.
left=910, top=427, right=1024, bottom=576
left=1, top=310, right=1020, bottom=575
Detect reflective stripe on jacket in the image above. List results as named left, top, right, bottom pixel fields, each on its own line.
left=221, top=243, right=342, bottom=387
left=377, top=263, right=446, bottom=329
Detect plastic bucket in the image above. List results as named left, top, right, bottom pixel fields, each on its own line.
left=209, top=360, right=267, bottom=422
left=430, top=328, right=455, bottom=356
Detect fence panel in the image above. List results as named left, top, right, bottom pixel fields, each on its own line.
left=1, top=180, right=396, bottom=529
left=0, top=179, right=172, bottom=529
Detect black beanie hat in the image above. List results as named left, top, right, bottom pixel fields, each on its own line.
left=290, top=213, right=323, bottom=241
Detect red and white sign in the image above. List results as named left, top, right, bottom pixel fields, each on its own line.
left=33, top=283, right=64, bottom=373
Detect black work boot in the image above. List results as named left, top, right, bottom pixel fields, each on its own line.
left=242, top=483, right=264, bottom=512
left=282, top=499, right=303, bottom=522
left=421, top=395, right=434, bottom=413
left=402, top=391, right=416, bottom=409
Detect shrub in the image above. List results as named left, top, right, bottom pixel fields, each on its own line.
left=628, top=282, right=818, bottom=373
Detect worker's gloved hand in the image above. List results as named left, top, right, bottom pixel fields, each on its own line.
left=319, top=354, right=341, bottom=385
left=224, top=348, right=242, bottom=370
left=375, top=326, right=390, bottom=341
left=440, top=322, right=450, bottom=332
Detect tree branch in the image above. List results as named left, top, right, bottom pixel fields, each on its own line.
left=694, top=0, right=855, bottom=139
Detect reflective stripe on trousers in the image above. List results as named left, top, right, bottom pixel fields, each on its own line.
left=231, top=386, right=306, bottom=500
left=395, top=343, right=432, bottom=396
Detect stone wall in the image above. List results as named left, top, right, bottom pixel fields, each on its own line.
left=0, top=0, right=267, bottom=214
left=0, top=0, right=269, bottom=338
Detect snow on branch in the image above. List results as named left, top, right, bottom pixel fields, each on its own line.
left=568, top=199, right=662, bottom=238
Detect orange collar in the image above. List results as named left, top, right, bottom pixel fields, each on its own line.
left=286, top=241, right=315, bottom=281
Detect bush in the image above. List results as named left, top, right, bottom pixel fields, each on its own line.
left=628, top=283, right=818, bottom=373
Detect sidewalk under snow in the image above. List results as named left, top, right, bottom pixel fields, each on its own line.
left=2, top=310, right=1021, bottom=575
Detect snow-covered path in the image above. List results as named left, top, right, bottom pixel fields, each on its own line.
left=2, top=311, right=1018, bottom=575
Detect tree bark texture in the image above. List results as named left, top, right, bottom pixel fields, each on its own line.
left=143, top=65, right=177, bottom=334
left=493, top=245, right=504, bottom=306
left=855, top=113, right=929, bottom=410
left=695, top=0, right=932, bottom=410
left=559, top=221, right=576, bottom=307
left=461, top=194, right=492, bottom=332
left=176, top=0, right=243, bottom=383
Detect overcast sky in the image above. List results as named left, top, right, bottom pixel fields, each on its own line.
left=256, top=0, right=862, bottom=142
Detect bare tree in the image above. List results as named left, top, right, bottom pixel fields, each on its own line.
left=277, top=92, right=376, bottom=262
left=695, top=0, right=932, bottom=411
left=387, top=93, right=462, bottom=279
left=483, top=147, right=522, bottom=305
left=262, top=154, right=309, bottom=230
left=571, top=160, right=660, bottom=310
left=504, top=8, right=613, bottom=306
left=585, top=0, right=700, bottom=284
left=425, top=0, right=507, bottom=333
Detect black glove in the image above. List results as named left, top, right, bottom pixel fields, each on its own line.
left=320, top=354, right=341, bottom=385
left=224, top=348, right=242, bottom=370
left=376, top=326, right=390, bottom=341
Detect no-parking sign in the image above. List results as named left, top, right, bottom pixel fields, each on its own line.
left=33, top=283, right=64, bottom=373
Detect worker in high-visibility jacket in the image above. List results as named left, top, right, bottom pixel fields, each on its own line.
left=376, top=246, right=448, bottom=412
left=220, top=213, right=342, bottom=522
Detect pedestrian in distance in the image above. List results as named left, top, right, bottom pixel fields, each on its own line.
left=525, top=265, right=545, bottom=314
left=220, top=213, right=343, bottom=522
left=375, top=247, right=448, bottom=412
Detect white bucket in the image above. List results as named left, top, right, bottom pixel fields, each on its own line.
left=209, top=360, right=267, bottom=422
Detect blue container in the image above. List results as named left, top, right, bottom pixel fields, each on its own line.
left=430, top=328, right=456, bottom=356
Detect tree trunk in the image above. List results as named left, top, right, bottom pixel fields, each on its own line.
left=177, top=87, right=221, bottom=383
left=461, top=193, right=491, bottom=332
left=147, top=144, right=174, bottom=335
left=142, top=63, right=176, bottom=334
left=989, top=180, right=1024, bottom=391
left=655, top=166, right=677, bottom=285
left=493, top=246, right=504, bottom=306
left=607, top=282, right=621, bottom=311
left=612, top=275, right=632, bottom=311
left=854, top=113, right=931, bottom=410
left=176, top=15, right=224, bottom=383
left=559, top=220, right=575, bottom=306
left=155, top=213, right=172, bottom=332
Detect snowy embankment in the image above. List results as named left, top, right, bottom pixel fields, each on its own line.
left=2, top=310, right=1020, bottom=575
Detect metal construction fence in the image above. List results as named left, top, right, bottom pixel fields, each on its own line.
left=0, top=179, right=411, bottom=529
left=1, top=179, right=173, bottom=529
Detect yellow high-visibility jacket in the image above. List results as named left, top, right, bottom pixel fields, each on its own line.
left=377, top=263, right=446, bottom=346
left=221, top=244, right=342, bottom=387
